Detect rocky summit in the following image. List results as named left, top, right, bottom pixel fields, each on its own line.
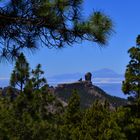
left=54, top=72, right=128, bottom=108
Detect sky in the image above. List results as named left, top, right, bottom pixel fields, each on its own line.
left=0, top=0, right=140, bottom=79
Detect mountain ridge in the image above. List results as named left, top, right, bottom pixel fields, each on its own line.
left=54, top=80, right=128, bottom=108
left=54, top=72, right=128, bottom=108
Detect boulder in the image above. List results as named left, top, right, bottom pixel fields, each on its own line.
left=85, top=72, right=92, bottom=82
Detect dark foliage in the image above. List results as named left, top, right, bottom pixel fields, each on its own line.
left=122, top=35, right=140, bottom=100
left=0, top=88, right=139, bottom=140
left=0, top=0, right=113, bottom=61
left=31, top=64, right=47, bottom=90
left=10, top=53, right=30, bottom=92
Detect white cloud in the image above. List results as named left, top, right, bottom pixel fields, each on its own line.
left=47, top=77, right=124, bottom=85
left=93, top=78, right=124, bottom=84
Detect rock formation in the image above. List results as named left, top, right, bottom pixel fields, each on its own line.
left=85, top=72, right=92, bottom=82
left=54, top=72, right=128, bottom=108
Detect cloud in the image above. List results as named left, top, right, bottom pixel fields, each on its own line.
left=47, top=77, right=124, bottom=85
left=93, top=78, right=124, bottom=84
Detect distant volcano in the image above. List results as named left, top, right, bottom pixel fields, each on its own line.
left=47, top=68, right=123, bottom=82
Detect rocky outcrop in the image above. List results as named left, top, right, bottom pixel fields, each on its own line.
left=57, top=81, right=92, bottom=89
left=54, top=73, right=128, bottom=108
left=85, top=72, right=92, bottom=82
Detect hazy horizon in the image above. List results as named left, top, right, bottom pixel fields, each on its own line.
left=0, top=68, right=127, bottom=98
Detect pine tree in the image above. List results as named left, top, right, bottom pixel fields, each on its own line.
left=122, top=35, right=140, bottom=100
left=10, top=53, right=30, bottom=92
left=0, top=0, right=113, bottom=60
left=64, top=90, right=81, bottom=126
left=80, top=101, right=126, bottom=140
left=31, top=64, right=47, bottom=90
left=60, top=90, right=82, bottom=140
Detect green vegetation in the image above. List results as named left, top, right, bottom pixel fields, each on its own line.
left=0, top=1, right=139, bottom=139
left=0, top=88, right=139, bottom=139
left=0, top=53, right=139, bottom=140
left=31, top=64, right=47, bottom=90
left=122, top=35, right=140, bottom=101
left=10, top=53, right=30, bottom=92
left=0, top=0, right=113, bottom=61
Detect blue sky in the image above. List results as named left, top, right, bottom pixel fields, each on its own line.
left=0, top=0, right=140, bottom=78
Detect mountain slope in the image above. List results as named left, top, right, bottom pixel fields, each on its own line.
left=54, top=81, right=128, bottom=108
